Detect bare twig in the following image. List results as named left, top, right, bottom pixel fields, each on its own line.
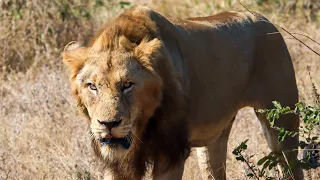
left=234, top=139, right=260, bottom=179
left=237, top=0, right=320, bottom=57
left=281, top=151, right=295, bottom=180
left=242, top=154, right=260, bottom=180
left=260, top=19, right=320, bottom=57
left=306, top=66, right=320, bottom=105
left=237, top=0, right=255, bottom=15
left=292, top=32, right=320, bottom=46
left=267, top=32, right=281, bottom=35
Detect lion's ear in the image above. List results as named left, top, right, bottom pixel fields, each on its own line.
left=62, top=41, right=87, bottom=80
left=134, top=38, right=162, bottom=67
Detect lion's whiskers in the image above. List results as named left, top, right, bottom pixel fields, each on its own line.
left=131, top=132, right=143, bottom=144
left=89, top=132, right=97, bottom=142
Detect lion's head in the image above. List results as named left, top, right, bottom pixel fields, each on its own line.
left=62, top=6, right=190, bottom=178
left=63, top=36, right=164, bottom=158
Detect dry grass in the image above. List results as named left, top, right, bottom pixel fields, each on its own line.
left=0, top=0, right=320, bottom=179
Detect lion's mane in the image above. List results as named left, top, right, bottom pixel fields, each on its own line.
left=72, top=7, right=191, bottom=179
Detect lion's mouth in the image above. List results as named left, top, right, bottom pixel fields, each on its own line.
left=100, top=134, right=131, bottom=149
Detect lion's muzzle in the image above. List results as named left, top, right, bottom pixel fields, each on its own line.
left=98, top=119, right=122, bottom=130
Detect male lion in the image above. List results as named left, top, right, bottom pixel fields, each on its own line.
left=62, top=6, right=303, bottom=180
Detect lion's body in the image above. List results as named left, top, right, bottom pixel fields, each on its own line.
left=172, top=12, right=260, bottom=145
left=170, top=12, right=298, bottom=146
left=63, top=6, right=302, bottom=180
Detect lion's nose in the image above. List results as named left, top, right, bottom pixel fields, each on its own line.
left=98, top=119, right=122, bottom=130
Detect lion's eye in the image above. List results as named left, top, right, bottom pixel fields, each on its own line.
left=123, top=82, right=133, bottom=94
left=87, top=83, right=97, bottom=91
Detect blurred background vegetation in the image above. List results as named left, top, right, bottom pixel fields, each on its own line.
left=0, top=0, right=319, bottom=179
left=0, top=0, right=319, bottom=73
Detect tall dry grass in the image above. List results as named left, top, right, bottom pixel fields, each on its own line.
left=0, top=0, right=319, bottom=179
left=1, top=68, right=100, bottom=179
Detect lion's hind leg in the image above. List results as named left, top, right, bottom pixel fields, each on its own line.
left=250, top=62, right=302, bottom=179
left=247, top=17, right=303, bottom=179
left=254, top=107, right=303, bottom=180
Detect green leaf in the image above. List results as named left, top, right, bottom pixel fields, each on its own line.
left=119, top=1, right=131, bottom=8
left=232, top=149, right=239, bottom=155
left=258, top=156, right=268, bottom=165
left=262, top=159, right=271, bottom=172
left=278, top=128, right=286, bottom=143
left=268, top=161, right=277, bottom=170
left=256, top=109, right=266, bottom=113
left=236, top=156, right=245, bottom=161
left=281, top=106, right=292, bottom=114
left=273, top=101, right=282, bottom=109
left=312, top=136, right=318, bottom=141
left=275, top=111, right=280, bottom=119
left=287, top=131, right=298, bottom=137
left=267, top=110, right=273, bottom=120
left=246, top=173, right=254, bottom=177
left=299, top=141, right=306, bottom=149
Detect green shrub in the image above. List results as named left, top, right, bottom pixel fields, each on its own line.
left=234, top=101, right=320, bottom=179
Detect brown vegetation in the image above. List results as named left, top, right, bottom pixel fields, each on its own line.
left=0, top=0, right=319, bottom=179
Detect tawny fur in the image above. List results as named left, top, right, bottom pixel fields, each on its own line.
left=63, top=6, right=303, bottom=180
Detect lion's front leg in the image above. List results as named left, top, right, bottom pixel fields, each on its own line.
left=152, top=159, right=185, bottom=180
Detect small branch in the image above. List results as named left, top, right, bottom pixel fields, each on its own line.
left=259, top=19, right=320, bottom=57
left=306, top=66, right=320, bottom=105
left=237, top=0, right=320, bottom=57
left=291, top=32, right=320, bottom=46
left=282, top=151, right=295, bottom=180
left=241, top=152, right=260, bottom=180
left=237, top=0, right=256, bottom=15
left=299, top=149, right=320, bottom=151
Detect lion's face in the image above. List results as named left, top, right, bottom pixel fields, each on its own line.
left=63, top=37, right=164, bottom=158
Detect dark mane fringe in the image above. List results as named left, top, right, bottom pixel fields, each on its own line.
left=144, top=93, right=190, bottom=175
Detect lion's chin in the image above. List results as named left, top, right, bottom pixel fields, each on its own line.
left=99, top=133, right=133, bottom=159
left=100, top=142, right=129, bottom=159
left=99, top=133, right=132, bottom=149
